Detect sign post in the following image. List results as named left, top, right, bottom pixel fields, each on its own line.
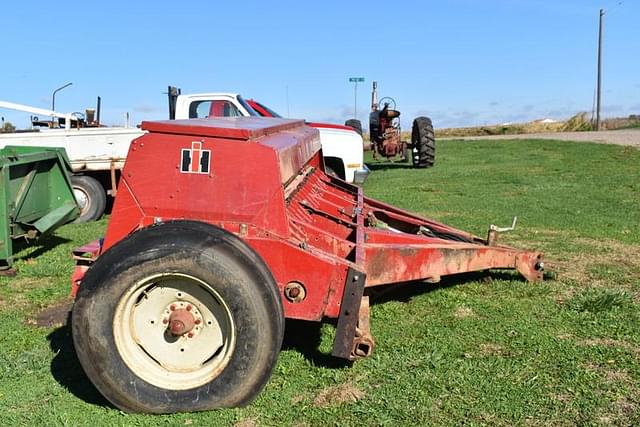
left=348, top=77, right=365, bottom=120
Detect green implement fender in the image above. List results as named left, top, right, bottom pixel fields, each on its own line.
left=0, top=146, right=80, bottom=269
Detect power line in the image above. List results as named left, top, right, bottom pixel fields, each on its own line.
left=605, top=1, right=626, bottom=16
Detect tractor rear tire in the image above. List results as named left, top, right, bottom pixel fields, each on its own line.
left=411, top=117, right=435, bottom=168
left=345, top=119, right=363, bottom=137
left=72, top=221, right=284, bottom=413
left=71, top=175, right=107, bottom=223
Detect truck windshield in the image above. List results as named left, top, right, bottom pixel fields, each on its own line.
left=253, top=101, right=282, bottom=118
left=237, top=96, right=260, bottom=117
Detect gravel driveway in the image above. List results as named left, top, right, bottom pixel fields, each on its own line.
left=441, top=129, right=640, bottom=148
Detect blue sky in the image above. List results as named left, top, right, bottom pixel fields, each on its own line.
left=1, top=0, right=638, bottom=129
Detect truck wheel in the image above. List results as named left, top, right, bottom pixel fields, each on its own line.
left=345, top=119, right=363, bottom=136
left=72, top=221, right=284, bottom=413
left=411, top=117, right=435, bottom=168
left=323, top=158, right=345, bottom=180
left=71, top=175, right=107, bottom=223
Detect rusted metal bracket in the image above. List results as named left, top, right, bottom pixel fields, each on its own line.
left=332, top=267, right=367, bottom=360
left=353, top=296, right=375, bottom=359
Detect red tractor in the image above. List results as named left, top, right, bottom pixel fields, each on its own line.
left=346, top=81, right=435, bottom=168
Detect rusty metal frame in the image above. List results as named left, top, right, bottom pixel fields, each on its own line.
left=332, top=267, right=366, bottom=360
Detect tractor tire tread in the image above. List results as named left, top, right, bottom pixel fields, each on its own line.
left=411, top=116, right=436, bottom=168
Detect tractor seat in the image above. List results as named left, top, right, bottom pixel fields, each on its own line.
left=381, top=109, right=401, bottom=119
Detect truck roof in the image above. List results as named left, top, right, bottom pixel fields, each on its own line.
left=141, top=117, right=306, bottom=140
left=181, top=93, right=240, bottom=98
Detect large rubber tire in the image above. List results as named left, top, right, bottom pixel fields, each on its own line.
left=325, top=164, right=339, bottom=179
left=345, top=119, right=363, bottom=137
left=72, top=221, right=284, bottom=413
left=411, top=117, right=436, bottom=168
left=71, top=175, right=107, bottom=223
left=323, top=158, right=345, bottom=180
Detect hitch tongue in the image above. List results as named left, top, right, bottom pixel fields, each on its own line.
left=487, top=216, right=518, bottom=246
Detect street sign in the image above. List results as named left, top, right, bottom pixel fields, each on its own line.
left=348, top=77, right=365, bottom=119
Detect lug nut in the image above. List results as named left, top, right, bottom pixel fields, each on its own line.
left=194, top=319, right=201, bottom=325
left=162, top=318, right=169, bottom=324
left=187, top=332, right=194, bottom=338
left=186, top=304, right=192, bottom=311
left=170, top=304, right=176, bottom=311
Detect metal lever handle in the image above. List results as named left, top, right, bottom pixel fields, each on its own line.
left=489, top=216, right=518, bottom=233
left=486, top=216, right=518, bottom=246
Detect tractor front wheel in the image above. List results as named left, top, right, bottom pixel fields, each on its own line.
left=411, top=117, right=435, bottom=168
left=345, top=119, right=363, bottom=136
left=72, top=221, right=284, bottom=413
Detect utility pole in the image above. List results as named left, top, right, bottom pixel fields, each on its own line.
left=349, top=77, right=365, bottom=119
left=596, top=8, right=604, bottom=131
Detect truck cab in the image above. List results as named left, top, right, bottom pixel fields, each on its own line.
left=173, top=93, right=259, bottom=119
left=171, top=91, right=369, bottom=184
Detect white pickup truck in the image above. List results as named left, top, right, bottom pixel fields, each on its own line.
left=0, top=92, right=368, bottom=222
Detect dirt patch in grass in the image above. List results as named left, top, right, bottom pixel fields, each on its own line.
left=26, top=299, right=73, bottom=327
left=454, top=306, right=475, bottom=319
left=0, top=277, right=45, bottom=309
left=0, top=273, right=62, bottom=311
left=597, top=395, right=639, bottom=426
left=578, top=338, right=640, bottom=357
left=557, top=238, right=640, bottom=282
left=508, top=231, right=640, bottom=283
left=478, top=343, right=504, bottom=356
left=550, top=393, right=572, bottom=404
left=510, top=231, right=640, bottom=304
left=234, top=418, right=257, bottom=427
left=585, top=363, right=633, bottom=384
left=556, top=333, right=574, bottom=340
left=313, top=382, right=365, bottom=407
left=584, top=362, right=640, bottom=424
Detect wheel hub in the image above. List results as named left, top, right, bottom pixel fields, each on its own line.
left=73, top=188, right=89, bottom=212
left=113, top=274, right=236, bottom=390
left=168, top=308, right=195, bottom=336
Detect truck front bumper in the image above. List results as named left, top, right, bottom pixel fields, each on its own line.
left=353, top=165, right=371, bottom=185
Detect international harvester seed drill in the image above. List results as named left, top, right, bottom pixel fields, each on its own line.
left=70, top=116, right=543, bottom=413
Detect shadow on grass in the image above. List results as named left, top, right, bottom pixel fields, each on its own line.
left=282, top=270, right=526, bottom=368
left=282, top=319, right=351, bottom=369
left=14, top=234, right=71, bottom=262
left=47, top=314, right=110, bottom=408
left=367, top=270, right=524, bottom=305
left=366, top=161, right=414, bottom=172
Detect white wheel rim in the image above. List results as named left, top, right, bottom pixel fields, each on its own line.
left=73, top=187, right=90, bottom=213
left=113, top=273, right=236, bottom=390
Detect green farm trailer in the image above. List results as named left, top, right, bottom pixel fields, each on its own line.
left=0, top=146, right=79, bottom=271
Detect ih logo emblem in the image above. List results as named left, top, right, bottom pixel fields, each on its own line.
left=181, top=142, right=211, bottom=174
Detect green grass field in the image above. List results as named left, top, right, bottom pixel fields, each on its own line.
left=1, top=139, right=639, bottom=426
